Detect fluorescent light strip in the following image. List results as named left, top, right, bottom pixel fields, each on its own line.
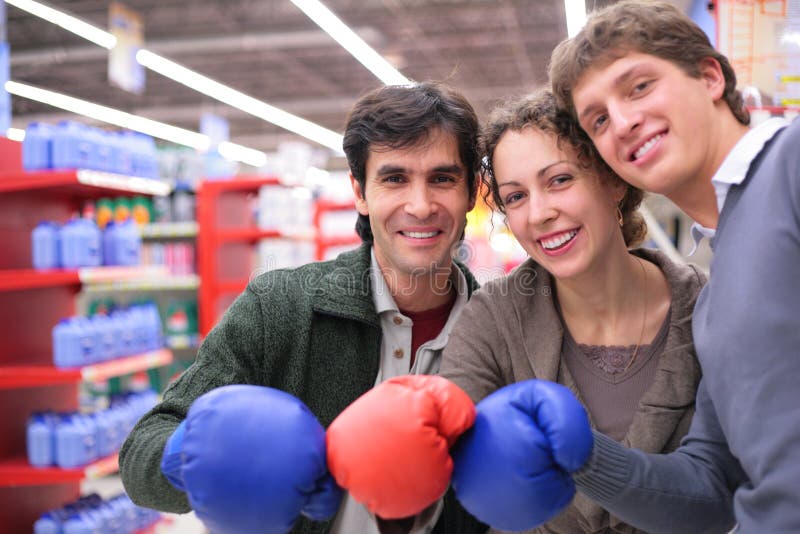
left=218, top=141, right=267, bottom=168
left=6, top=81, right=268, bottom=166
left=6, top=0, right=342, bottom=154
left=136, top=50, right=344, bottom=154
left=290, top=0, right=410, bottom=86
left=5, top=0, right=117, bottom=49
left=564, top=0, right=587, bottom=38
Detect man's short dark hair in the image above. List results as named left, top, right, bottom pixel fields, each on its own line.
left=343, top=82, right=480, bottom=243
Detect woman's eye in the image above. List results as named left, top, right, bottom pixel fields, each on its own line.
left=592, top=114, right=607, bottom=132
left=505, top=192, right=524, bottom=205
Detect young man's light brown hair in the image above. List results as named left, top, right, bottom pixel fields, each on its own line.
left=548, top=0, right=749, bottom=126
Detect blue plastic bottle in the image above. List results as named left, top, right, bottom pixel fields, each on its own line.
left=32, top=221, right=61, bottom=270
left=27, top=412, right=56, bottom=467
left=90, top=314, right=115, bottom=361
left=55, top=413, right=97, bottom=468
left=92, top=128, right=112, bottom=173
left=23, top=122, right=55, bottom=171
left=103, top=219, right=141, bottom=266
left=79, top=218, right=102, bottom=268
left=53, top=318, right=82, bottom=368
left=33, top=510, right=64, bottom=534
left=55, top=413, right=82, bottom=468
left=52, top=121, right=95, bottom=170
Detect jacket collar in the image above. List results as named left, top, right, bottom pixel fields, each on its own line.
left=508, top=248, right=702, bottom=452
left=312, top=243, right=479, bottom=326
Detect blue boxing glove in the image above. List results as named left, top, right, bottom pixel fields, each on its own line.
left=160, top=385, right=342, bottom=534
left=451, top=379, right=593, bottom=531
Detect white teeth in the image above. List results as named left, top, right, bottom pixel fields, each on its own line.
left=540, top=230, right=577, bottom=250
left=633, top=133, right=664, bottom=160
left=403, top=231, right=438, bottom=239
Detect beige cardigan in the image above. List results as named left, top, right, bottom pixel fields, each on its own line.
left=440, top=249, right=706, bottom=534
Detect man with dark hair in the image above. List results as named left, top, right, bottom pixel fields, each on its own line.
left=119, top=81, right=486, bottom=534
left=448, top=2, right=800, bottom=533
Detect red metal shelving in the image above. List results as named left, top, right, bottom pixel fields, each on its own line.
left=0, top=169, right=170, bottom=197
left=0, top=144, right=175, bottom=528
left=0, top=349, right=174, bottom=390
left=0, top=265, right=170, bottom=292
left=0, top=453, right=119, bottom=488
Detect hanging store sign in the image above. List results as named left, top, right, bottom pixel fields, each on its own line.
left=108, top=2, right=145, bottom=94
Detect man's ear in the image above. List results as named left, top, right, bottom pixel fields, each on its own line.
left=699, top=57, right=726, bottom=101
left=467, top=174, right=480, bottom=211
left=350, top=173, right=369, bottom=216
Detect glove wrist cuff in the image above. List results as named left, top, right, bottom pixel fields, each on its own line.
left=573, top=431, right=631, bottom=502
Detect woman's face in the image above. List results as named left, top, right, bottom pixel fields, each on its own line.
left=493, top=127, right=626, bottom=280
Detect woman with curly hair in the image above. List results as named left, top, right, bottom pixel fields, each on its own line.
left=440, top=88, right=705, bottom=533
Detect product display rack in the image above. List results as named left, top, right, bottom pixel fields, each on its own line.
left=196, top=176, right=361, bottom=335
left=0, top=148, right=174, bottom=531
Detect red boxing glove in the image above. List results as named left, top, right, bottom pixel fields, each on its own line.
left=326, top=375, right=475, bottom=519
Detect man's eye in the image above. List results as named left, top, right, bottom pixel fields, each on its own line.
left=433, top=175, right=456, bottom=183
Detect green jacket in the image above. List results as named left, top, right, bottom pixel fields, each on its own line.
left=119, top=243, right=483, bottom=534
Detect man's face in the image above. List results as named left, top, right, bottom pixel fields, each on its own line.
left=351, top=129, right=474, bottom=283
left=572, top=52, right=727, bottom=204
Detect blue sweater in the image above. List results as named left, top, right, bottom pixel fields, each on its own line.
left=574, top=119, right=800, bottom=533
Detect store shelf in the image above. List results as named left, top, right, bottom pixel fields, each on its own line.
left=0, top=349, right=173, bottom=389
left=217, top=228, right=282, bottom=242
left=139, top=221, right=198, bottom=239
left=0, top=169, right=170, bottom=197
left=165, top=334, right=201, bottom=350
left=0, top=265, right=171, bottom=292
left=217, top=280, right=249, bottom=294
left=197, top=175, right=280, bottom=193
left=0, top=453, right=119, bottom=487
left=82, top=273, right=200, bottom=293
left=318, top=235, right=362, bottom=249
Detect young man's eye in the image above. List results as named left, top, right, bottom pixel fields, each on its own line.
left=433, top=175, right=456, bottom=184
left=632, top=80, right=651, bottom=94
left=384, top=175, right=404, bottom=183
left=550, top=174, right=573, bottom=187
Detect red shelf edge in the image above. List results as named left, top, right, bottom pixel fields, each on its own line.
left=216, top=228, right=283, bottom=242
left=0, top=265, right=171, bottom=292
left=0, top=349, right=174, bottom=389
left=0, top=169, right=169, bottom=196
left=197, top=175, right=281, bottom=193
left=0, top=453, right=119, bottom=487
left=0, top=269, right=80, bottom=291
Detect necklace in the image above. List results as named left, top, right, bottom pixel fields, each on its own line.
left=623, top=256, right=648, bottom=373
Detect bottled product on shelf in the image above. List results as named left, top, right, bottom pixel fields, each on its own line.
left=22, top=121, right=159, bottom=179
left=0, top=139, right=173, bottom=530
left=34, top=492, right=161, bottom=534
left=26, top=390, right=157, bottom=469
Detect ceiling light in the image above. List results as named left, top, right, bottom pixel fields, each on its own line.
left=5, top=81, right=269, bottom=167
left=290, top=0, right=410, bottom=86
left=564, top=0, right=587, bottom=38
left=6, top=81, right=209, bottom=149
left=136, top=50, right=344, bottom=154
left=5, top=0, right=117, bottom=49
left=6, top=0, right=342, bottom=153
left=218, top=141, right=267, bottom=168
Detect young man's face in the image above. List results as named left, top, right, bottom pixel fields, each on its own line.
left=571, top=52, right=727, bottom=202
left=351, top=129, right=474, bottom=282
